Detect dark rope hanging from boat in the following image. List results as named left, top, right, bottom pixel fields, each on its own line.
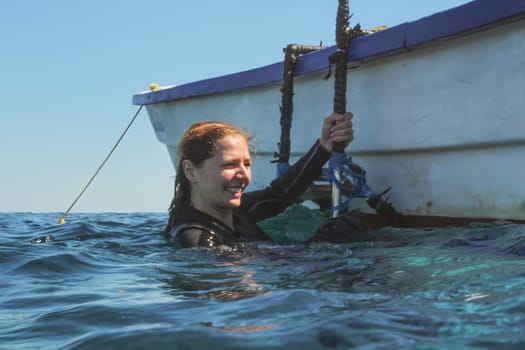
left=325, top=0, right=403, bottom=224
left=328, top=0, right=359, bottom=216
left=273, top=43, right=324, bottom=177
left=332, top=0, right=352, bottom=118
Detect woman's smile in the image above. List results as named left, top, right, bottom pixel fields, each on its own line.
left=226, top=183, right=245, bottom=194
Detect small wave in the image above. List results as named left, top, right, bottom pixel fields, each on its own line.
left=436, top=223, right=525, bottom=256
left=15, top=252, right=108, bottom=274
left=497, top=229, right=525, bottom=256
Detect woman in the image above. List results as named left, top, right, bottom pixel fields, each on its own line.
left=165, top=112, right=354, bottom=247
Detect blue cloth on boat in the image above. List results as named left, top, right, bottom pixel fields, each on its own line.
left=325, top=152, right=378, bottom=213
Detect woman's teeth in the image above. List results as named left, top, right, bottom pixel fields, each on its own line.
left=227, top=184, right=244, bottom=193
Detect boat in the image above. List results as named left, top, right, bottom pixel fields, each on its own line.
left=133, top=0, right=525, bottom=225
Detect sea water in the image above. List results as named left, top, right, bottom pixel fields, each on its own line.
left=1, top=208, right=525, bottom=350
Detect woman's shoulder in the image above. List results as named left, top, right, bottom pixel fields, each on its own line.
left=169, top=223, right=224, bottom=248
left=168, top=207, right=237, bottom=248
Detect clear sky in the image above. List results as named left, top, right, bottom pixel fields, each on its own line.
left=0, top=0, right=472, bottom=213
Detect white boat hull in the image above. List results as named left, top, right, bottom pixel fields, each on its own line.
left=135, top=1, right=525, bottom=222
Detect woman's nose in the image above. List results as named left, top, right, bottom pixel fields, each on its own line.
left=236, top=164, right=251, bottom=178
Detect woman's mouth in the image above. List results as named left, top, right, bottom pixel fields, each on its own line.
left=226, top=183, right=246, bottom=195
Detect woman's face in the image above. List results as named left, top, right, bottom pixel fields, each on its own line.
left=184, top=134, right=252, bottom=216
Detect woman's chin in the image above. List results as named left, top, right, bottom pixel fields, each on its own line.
left=227, top=196, right=243, bottom=207
left=228, top=200, right=242, bottom=208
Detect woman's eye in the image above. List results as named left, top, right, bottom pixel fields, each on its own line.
left=223, top=162, right=237, bottom=168
left=223, top=161, right=251, bottom=169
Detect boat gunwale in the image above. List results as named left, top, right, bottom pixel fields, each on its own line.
left=132, top=0, right=525, bottom=106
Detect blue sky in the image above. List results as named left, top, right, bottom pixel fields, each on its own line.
left=0, top=0, right=472, bottom=213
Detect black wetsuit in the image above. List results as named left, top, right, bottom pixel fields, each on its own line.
left=168, top=141, right=331, bottom=248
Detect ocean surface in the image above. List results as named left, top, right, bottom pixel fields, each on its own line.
left=2, top=208, right=525, bottom=350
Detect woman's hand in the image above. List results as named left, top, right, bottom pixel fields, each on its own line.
left=319, top=112, right=354, bottom=152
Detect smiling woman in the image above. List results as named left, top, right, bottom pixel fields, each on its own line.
left=173, top=121, right=253, bottom=229
left=165, top=113, right=354, bottom=248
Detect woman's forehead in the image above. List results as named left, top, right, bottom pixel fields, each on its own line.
left=215, top=135, right=250, bottom=156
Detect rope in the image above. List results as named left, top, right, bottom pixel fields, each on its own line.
left=328, top=0, right=366, bottom=217
left=273, top=43, right=324, bottom=178
left=57, top=105, right=144, bottom=224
